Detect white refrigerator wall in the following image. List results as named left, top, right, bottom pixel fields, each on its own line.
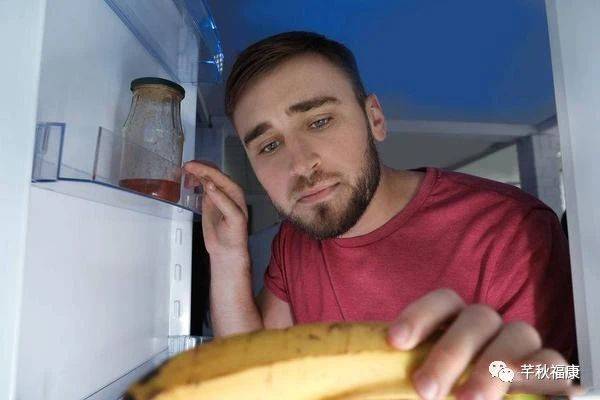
left=547, top=0, right=600, bottom=388
left=13, top=0, right=197, bottom=398
left=0, top=1, right=47, bottom=398
left=17, top=188, right=173, bottom=399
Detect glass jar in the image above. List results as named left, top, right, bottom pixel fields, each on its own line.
left=119, top=77, right=185, bottom=203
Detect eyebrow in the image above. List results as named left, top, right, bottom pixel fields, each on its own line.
left=242, top=95, right=341, bottom=147
left=287, top=95, right=340, bottom=114
left=243, top=122, right=272, bottom=147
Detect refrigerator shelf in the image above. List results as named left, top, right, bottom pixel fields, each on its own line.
left=83, top=336, right=212, bottom=400
left=32, top=122, right=202, bottom=219
left=103, top=0, right=223, bottom=84
left=167, top=334, right=213, bottom=357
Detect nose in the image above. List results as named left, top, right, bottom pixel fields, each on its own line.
left=288, top=137, right=320, bottom=178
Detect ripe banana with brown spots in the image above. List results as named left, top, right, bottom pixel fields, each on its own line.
left=124, top=322, right=544, bottom=400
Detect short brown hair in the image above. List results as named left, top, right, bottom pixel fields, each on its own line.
left=225, top=31, right=368, bottom=118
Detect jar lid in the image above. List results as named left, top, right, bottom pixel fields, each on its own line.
left=130, top=77, right=185, bottom=98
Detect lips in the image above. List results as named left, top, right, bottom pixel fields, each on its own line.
left=297, top=182, right=339, bottom=204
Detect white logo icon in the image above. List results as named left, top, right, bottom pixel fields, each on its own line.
left=489, top=361, right=515, bottom=383
left=498, top=367, right=515, bottom=383
left=489, top=360, right=507, bottom=378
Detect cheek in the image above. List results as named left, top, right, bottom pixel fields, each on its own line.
left=324, top=127, right=369, bottom=164
left=323, top=141, right=366, bottom=179
left=252, top=162, right=290, bottom=202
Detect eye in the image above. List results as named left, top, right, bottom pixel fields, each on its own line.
left=260, top=140, right=281, bottom=154
left=309, top=117, right=332, bottom=129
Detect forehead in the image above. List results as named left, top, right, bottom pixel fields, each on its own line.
left=232, top=53, right=356, bottom=133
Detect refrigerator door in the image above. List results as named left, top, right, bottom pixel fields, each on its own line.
left=1, top=0, right=215, bottom=397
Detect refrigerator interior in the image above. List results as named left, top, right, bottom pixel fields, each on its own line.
left=4, top=0, right=600, bottom=398
left=13, top=0, right=219, bottom=398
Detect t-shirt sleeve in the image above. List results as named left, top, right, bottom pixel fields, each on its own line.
left=485, top=208, right=577, bottom=362
left=263, top=226, right=290, bottom=303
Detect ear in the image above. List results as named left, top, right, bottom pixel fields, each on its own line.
left=364, top=94, right=387, bottom=142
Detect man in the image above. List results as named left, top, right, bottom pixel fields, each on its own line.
left=184, top=31, right=578, bottom=399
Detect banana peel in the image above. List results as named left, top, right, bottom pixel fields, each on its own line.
left=124, top=322, right=544, bottom=400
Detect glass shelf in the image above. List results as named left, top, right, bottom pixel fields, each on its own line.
left=83, top=335, right=212, bottom=400
left=168, top=335, right=213, bottom=357
left=32, top=122, right=202, bottom=219
left=103, top=0, right=223, bottom=84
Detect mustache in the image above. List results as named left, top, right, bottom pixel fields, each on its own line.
left=290, top=170, right=340, bottom=199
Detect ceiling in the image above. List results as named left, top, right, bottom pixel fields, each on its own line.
left=197, top=0, right=556, bottom=169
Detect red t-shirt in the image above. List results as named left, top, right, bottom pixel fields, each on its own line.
left=264, top=167, right=576, bottom=360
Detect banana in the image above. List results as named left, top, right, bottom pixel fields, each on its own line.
left=124, top=322, right=544, bottom=400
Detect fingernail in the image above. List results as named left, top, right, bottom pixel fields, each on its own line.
left=207, top=182, right=215, bottom=191
left=414, top=372, right=438, bottom=400
left=389, top=322, right=412, bottom=349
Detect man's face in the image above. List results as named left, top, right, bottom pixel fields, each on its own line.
left=233, top=54, right=382, bottom=239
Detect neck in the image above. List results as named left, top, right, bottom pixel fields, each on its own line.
left=338, top=166, right=424, bottom=238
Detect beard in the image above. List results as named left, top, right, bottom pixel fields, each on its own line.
left=273, top=126, right=381, bottom=240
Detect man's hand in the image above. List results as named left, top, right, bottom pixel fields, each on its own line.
left=183, top=160, right=262, bottom=335
left=388, top=288, right=581, bottom=400
left=183, top=161, right=249, bottom=260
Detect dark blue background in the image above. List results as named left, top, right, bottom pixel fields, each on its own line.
left=195, top=0, right=555, bottom=124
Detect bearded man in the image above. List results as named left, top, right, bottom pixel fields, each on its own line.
left=184, top=31, right=577, bottom=399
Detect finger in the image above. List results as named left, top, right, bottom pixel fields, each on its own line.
left=410, top=304, right=503, bottom=400
left=204, top=181, right=246, bottom=225
left=201, top=187, right=221, bottom=228
left=183, top=159, right=220, bottom=170
left=204, top=177, right=248, bottom=219
left=183, top=161, right=236, bottom=192
left=388, top=288, right=466, bottom=351
left=183, top=171, right=202, bottom=189
left=184, top=161, right=246, bottom=215
left=453, top=321, right=542, bottom=400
